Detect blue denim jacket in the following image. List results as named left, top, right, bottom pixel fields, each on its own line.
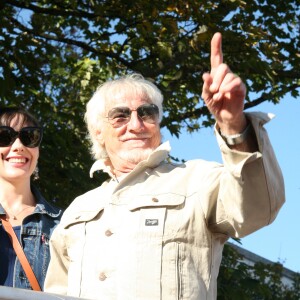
left=0, top=185, right=62, bottom=290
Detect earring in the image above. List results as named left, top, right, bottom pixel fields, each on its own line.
left=33, top=166, right=39, bottom=181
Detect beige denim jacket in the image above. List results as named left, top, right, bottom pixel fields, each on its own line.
left=44, top=112, right=285, bottom=300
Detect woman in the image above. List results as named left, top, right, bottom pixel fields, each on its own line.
left=0, top=107, right=62, bottom=290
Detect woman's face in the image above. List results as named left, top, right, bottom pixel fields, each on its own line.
left=0, top=116, right=39, bottom=184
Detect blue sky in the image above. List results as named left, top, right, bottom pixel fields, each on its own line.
left=162, top=94, right=300, bottom=273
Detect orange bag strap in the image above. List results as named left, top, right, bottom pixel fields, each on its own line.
left=0, top=215, right=42, bottom=291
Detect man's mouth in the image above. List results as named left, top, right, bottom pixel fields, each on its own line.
left=121, top=135, right=150, bottom=142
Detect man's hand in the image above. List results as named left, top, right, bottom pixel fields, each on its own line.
left=202, top=32, right=247, bottom=134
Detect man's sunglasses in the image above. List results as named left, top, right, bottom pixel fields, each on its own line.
left=107, top=103, right=159, bottom=128
left=0, top=126, right=43, bottom=148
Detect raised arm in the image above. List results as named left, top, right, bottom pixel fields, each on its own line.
left=202, top=32, right=258, bottom=152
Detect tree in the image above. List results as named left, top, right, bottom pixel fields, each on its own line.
left=218, top=243, right=300, bottom=299
left=0, top=0, right=299, bottom=206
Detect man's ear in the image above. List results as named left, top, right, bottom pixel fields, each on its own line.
left=95, top=130, right=105, bottom=146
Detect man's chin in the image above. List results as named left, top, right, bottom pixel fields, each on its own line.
left=118, top=148, right=154, bottom=164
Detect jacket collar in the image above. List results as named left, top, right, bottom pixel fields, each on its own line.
left=89, top=141, right=171, bottom=178
left=31, top=185, right=62, bottom=219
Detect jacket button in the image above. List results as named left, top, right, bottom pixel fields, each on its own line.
left=105, top=229, right=113, bottom=236
left=99, top=272, right=107, bottom=281
left=152, top=198, right=159, bottom=202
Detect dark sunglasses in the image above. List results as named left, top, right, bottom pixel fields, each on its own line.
left=107, top=103, right=159, bottom=128
left=0, top=126, right=43, bottom=148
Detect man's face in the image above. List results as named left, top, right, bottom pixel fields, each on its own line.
left=97, top=94, right=161, bottom=169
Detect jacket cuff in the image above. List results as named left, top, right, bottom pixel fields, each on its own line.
left=214, top=112, right=275, bottom=178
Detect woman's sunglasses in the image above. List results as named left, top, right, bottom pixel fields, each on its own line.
left=107, top=103, right=159, bottom=128
left=0, top=126, right=43, bottom=148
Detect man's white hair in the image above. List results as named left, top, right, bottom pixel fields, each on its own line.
left=84, top=73, right=164, bottom=160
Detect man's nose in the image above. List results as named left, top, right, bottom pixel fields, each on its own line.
left=127, top=111, right=144, bottom=130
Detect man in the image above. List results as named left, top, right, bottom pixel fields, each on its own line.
left=44, top=32, right=285, bottom=299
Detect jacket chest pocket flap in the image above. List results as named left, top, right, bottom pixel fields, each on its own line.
left=128, top=193, right=186, bottom=211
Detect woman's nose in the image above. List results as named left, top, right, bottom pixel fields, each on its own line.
left=11, top=138, right=24, bottom=151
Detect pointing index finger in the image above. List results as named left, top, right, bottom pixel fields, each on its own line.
left=210, top=32, right=223, bottom=76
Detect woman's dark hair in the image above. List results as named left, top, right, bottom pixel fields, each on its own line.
left=0, top=107, right=41, bottom=128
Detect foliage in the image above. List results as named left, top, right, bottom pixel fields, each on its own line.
left=218, top=243, right=300, bottom=299
left=0, top=0, right=299, bottom=206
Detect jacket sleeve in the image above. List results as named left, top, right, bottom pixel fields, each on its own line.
left=206, top=112, right=285, bottom=238
left=43, top=222, right=69, bottom=294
